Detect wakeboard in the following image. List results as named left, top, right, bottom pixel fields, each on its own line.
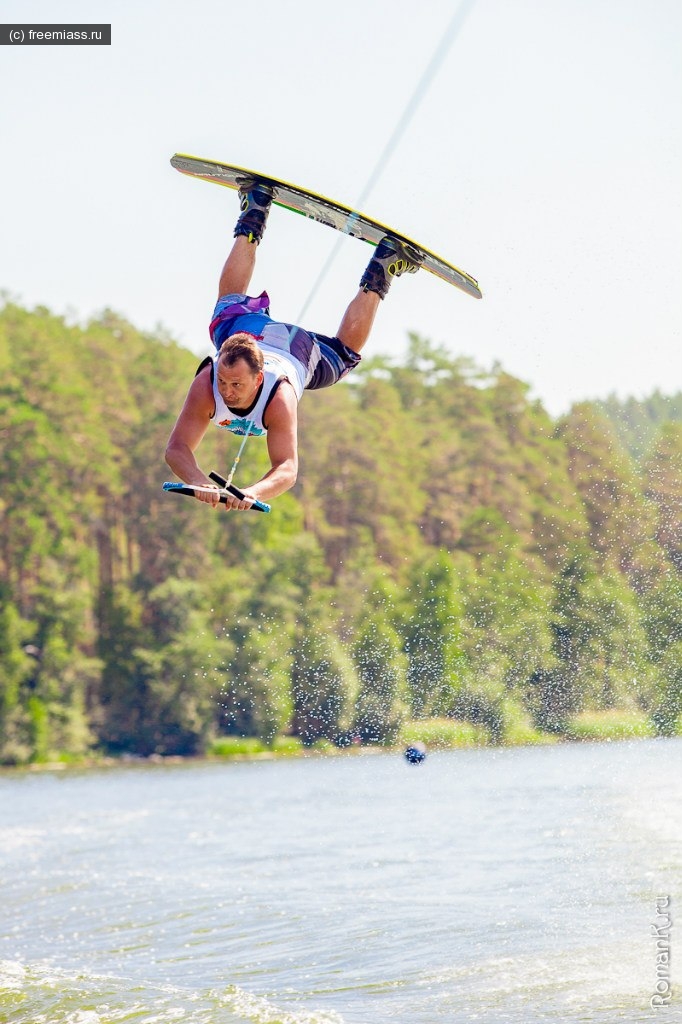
left=170, top=153, right=482, bottom=300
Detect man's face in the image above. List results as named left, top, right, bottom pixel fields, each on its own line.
left=216, top=357, right=263, bottom=408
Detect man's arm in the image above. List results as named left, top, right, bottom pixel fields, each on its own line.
left=165, top=367, right=222, bottom=506
left=245, top=383, right=299, bottom=503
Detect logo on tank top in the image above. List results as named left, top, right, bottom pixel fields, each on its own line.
left=217, top=416, right=265, bottom=436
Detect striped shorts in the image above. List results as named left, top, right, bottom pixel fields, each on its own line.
left=209, top=291, right=361, bottom=390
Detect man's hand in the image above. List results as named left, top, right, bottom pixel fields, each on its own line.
left=191, top=483, right=254, bottom=511
left=221, top=489, right=254, bottom=512
left=192, top=483, right=222, bottom=509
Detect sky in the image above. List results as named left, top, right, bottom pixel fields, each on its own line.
left=1, top=0, right=680, bottom=416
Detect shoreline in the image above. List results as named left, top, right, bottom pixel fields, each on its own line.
left=1, top=710, right=677, bottom=775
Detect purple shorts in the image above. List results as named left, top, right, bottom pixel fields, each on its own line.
left=209, top=291, right=361, bottom=390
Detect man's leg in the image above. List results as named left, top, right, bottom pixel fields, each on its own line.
left=216, top=183, right=273, bottom=299
left=217, top=235, right=258, bottom=298
left=336, top=289, right=381, bottom=354
left=337, top=236, right=421, bottom=353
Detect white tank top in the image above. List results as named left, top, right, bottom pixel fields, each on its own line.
left=211, top=350, right=303, bottom=436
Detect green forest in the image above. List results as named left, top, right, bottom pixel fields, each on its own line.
left=1, top=299, right=681, bottom=764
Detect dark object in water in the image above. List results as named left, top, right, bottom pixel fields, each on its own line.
left=404, top=742, right=427, bottom=765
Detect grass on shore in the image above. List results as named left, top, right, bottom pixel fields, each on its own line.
left=209, top=735, right=304, bottom=758
left=208, top=710, right=662, bottom=760
left=562, top=709, right=656, bottom=742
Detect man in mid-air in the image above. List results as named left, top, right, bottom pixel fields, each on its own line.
left=165, top=183, right=420, bottom=510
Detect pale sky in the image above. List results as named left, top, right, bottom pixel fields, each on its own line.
left=1, top=0, right=680, bottom=415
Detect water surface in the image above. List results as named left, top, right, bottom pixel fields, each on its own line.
left=1, top=739, right=679, bottom=1022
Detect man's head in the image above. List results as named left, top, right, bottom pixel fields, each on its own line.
left=216, top=333, right=264, bottom=408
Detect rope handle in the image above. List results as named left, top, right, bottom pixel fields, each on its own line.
left=162, top=472, right=271, bottom=513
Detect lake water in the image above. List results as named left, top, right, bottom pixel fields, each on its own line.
left=1, top=739, right=680, bottom=1023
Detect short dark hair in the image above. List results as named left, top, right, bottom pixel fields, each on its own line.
left=217, top=333, right=264, bottom=374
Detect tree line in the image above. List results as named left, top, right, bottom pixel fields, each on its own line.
left=1, top=299, right=681, bottom=763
